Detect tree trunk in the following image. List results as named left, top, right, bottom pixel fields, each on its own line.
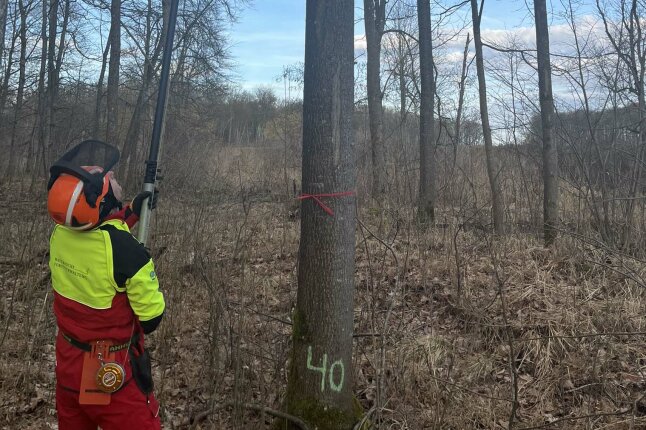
left=0, top=10, right=18, bottom=132
left=35, top=0, right=49, bottom=177
left=534, top=0, right=558, bottom=246
left=455, top=33, right=470, bottom=151
left=364, top=0, right=386, bottom=202
left=398, top=34, right=406, bottom=120
left=93, top=34, right=111, bottom=139
left=43, top=0, right=59, bottom=165
left=597, top=0, right=645, bottom=248
left=53, top=0, right=70, bottom=103
left=106, top=0, right=121, bottom=145
left=417, top=0, right=436, bottom=222
left=0, top=0, right=8, bottom=73
left=285, top=1, right=358, bottom=428
left=5, top=0, right=27, bottom=179
left=470, top=0, right=504, bottom=234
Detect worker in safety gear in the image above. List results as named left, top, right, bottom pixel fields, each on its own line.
left=47, top=140, right=165, bottom=430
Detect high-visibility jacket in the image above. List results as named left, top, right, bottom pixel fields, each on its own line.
left=49, top=218, right=165, bottom=390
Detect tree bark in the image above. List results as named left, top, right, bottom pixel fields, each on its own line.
left=534, top=0, right=558, bottom=246
left=470, top=0, right=504, bottom=234
left=364, top=0, right=386, bottom=202
left=106, top=0, right=121, bottom=145
left=417, top=0, right=436, bottom=222
left=285, top=1, right=358, bottom=428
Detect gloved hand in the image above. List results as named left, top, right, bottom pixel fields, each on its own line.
left=130, top=189, right=158, bottom=217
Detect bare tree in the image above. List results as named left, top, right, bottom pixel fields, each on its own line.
left=93, top=34, right=111, bottom=139
left=5, top=0, right=29, bottom=178
left=0, top=4, right=17, bottom=125
left=417, top=0, right=437, bottom=222
left=284, top=0, right=358, bottom=428
left=534, top=0, right=558, bottom=246
left=454, top=33, right=471, bottom=153
left=35, top=0, right=49, bottom=175
left=470, top=0, right=503, bottom=234
left=0, top=0, right=8, bottom=72
left=120, top=0, right=166, bottom=186
left=597, top=0, right=646, bottom=248
left=364, top=0, right=387, bottom=202
left=106, top=0, right=121, bottom=145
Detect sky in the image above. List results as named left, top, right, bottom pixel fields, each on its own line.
left=225, top=0, right=590, bottom=93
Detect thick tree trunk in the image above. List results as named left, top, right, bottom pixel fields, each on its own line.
left=534, top=0, right=558, bottom=246
left=285, top=1, right=358, bottom=428
left=106, top=0, right=121, bottom=145
left=364, top=0, right=386, bottom=202
left=470, top=0, right=504, bottom=234
left=417, top=0, right=436, bottom=222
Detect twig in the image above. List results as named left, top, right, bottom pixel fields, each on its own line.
left=490, top=242, right=520, bottom=428
left=353, top=406, right=376, bottom=430
left=517, top=331, right=646, bottom=342
left=425, top=373, right=514, bottom=403
left=516, top=408, right=632, bottom=430
left=188, top=402, right=310, bottom=430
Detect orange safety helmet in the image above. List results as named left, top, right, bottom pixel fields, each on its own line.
left=47, top=140, right=121, bottom=230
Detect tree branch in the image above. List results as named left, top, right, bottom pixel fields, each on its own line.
left=188, top=402, right=310, bottom=430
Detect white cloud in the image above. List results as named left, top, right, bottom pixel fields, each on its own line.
left=355, top=34, right=367, bottom=51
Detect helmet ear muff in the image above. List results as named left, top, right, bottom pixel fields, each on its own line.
left=99, top=183, right=123, bottom=221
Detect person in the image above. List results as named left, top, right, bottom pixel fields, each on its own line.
left=47, top=140, right=165, bottom=430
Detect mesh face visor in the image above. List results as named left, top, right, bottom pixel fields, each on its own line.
left=48, top=140, right=121, bottom=208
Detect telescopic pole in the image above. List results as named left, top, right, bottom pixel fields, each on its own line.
left=137, top=0, right=181, bottom=245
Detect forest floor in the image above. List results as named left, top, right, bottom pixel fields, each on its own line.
left=2, top=184, right=646, bottom=429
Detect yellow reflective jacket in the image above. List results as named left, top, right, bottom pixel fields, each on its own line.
left=50, top=219, right=165, bottom=325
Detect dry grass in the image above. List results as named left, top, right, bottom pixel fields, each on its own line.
left=1, top=145, right=646, bottom=430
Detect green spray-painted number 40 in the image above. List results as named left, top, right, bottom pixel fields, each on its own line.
left=306, top=345, right=345, bottom=393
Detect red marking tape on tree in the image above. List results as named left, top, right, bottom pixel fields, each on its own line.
left=297, top=191, right=355, bottom=216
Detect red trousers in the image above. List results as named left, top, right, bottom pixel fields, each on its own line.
left=56, top=380, right=161, bottom=430
left=56, top=334, right=161, bottom=430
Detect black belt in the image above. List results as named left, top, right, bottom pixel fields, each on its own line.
left=61, top=332, right=138, bottom=353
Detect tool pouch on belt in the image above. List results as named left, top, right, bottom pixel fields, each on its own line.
left=129, top=344, right=154, bottom=394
